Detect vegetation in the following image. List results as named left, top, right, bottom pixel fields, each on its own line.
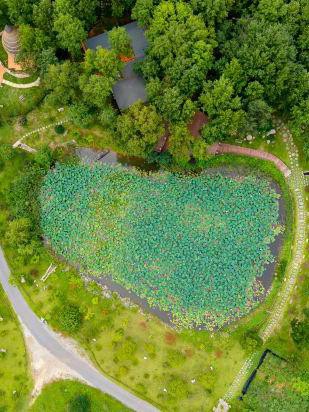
left=30, top=380, right=131, bottom=411
left=235, top=355, right=309, bottom=411
left=0, top=286, right=31, bottom=412
left=40, top=163, right=282, bottom=328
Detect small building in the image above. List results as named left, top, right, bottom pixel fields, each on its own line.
left=1, top=25, right=22, bottom=71
left=84, top=22, right=148, bottom=110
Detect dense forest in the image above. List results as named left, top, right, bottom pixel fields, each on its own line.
left=1, top=0, right=308, bottom=163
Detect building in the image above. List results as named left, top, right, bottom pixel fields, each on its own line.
left=1, top=25, right=22, bottom=71
left=84, top=22, right=148, bottom=110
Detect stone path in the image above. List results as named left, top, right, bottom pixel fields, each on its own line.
left=13, top=120, right=69, bottom=149
left=214, top=123, right=307, bottom=408
left=208, top=142, right=291, bottom=178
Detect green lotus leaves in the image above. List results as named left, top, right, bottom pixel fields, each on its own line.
left=40, top=163, right=281, bottom=329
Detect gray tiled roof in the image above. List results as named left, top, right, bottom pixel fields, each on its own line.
left=85, top=21, right=148, bottom=110
left=112, top=76, right=147, bottom=110
left=85, top=22, right=148, bottom=59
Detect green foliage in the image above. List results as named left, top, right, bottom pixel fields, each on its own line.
left=68, top=394, right=91, bottom=412
left=54, top=14, right=86, bottom=57
left=40, top=163, right=281, bottom=329
left=55, top=124, right=65, bottom=134
left=55, top=303, right=83, bottom=333
left=165, top=375, right=189, bottom=400
left=30, top=380, right=131, bottom=412
left=141, top=0, right=215, bottom=122
left=44, top=61, right=81, bottom=106
left=68, top=103, right=94, bottom=128
left=132, top=0, right=158, bottom=27
left=116, top=101, right=164, bottom=157
left=236, top=355, right=309, bottom=411
left=240, top=329, right=263, bottom=354
left=108, top=27, right=133, bottom=57
left=291, top=309, right=309, bottom=347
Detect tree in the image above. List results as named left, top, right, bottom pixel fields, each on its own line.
left=54, top=14, right=86, bottom=57
left=54, top=0, right=98, bottom=28
left=141, top=1, right=215, bottom=121
left=223, top=19, right=297, bottom=106
left=44, top=61, right=81, bottom=106
left=33, top=0, right=54, bottom=33
left=0, top=0, right=9, bottom=28
left=68, top=103, right=95, bottom=127
left=132, top=0, right=158, bottom=27
left=190, top=0, right=235, bottom=26
left=6, top=0, right=36, bottom=24
left=200, top=76, right=247, bottom=141
left=116, top=102, right=164, bottom=157
left=18, top=24, right=53, bottom=70
left=108, top=27, right=133, bottom=57
left=83, top=48, right=123, bottom=80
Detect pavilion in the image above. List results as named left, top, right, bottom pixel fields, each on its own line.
left=1, top=25, right=22, bottom=71
left=84, top=22, right=148, bottom=110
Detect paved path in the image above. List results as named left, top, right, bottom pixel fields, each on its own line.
left=208, top=142, right=291, bottom=177
left=2, top=77, right=40, bottom=88
left=0, top=247, right=158, bottom=412
left=217, top=123, right=307, bottom=406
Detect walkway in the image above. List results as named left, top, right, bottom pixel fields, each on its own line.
left=0, top=248, right=158, bottom=412
left=2, top=77, right=40, bottom=88
left=208, top=142, right=291, bottom=178
left=13, top=120, right=69, bottom=149
left=217, top=123, right=307, bottom=406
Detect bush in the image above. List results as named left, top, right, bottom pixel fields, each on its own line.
left=55, top=303, right=83, bottom=333
left=240, top=329, right=263, bottom=353
left=54, top=124, right=65, bottom=135
left=68, top=394, right=91, bottom=412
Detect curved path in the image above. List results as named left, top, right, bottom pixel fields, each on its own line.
left=208, top=142, right=291, bottom=178
left=2, top=77, right=40, bottom=88
left=0, top=248, right=158, bottom=412
left=218, top=124, right=307, bottom=406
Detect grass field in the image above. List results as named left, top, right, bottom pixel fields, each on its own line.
left=30, top=380, right=131, bottom=412
left=0, top=286, right=31, bottom=412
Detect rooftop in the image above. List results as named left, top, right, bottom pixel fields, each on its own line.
left=85, top=22, right=148, bottom=110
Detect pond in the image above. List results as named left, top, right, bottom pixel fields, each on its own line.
left=58, top=149, right=285, bottom=329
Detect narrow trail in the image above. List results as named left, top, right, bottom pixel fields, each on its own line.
left=217, top=123, right=307, bottom=407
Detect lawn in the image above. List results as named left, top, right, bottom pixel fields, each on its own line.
left=30, top=380, right=131, bottom=412
left=0, top=83, right=45, bottom=123
left=0, top=285, right=31, bottom=412
left=40, top=163, right=282, bottom=329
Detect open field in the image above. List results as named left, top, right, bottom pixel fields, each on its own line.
left=0, top=285, right=31, bottom=412
left=30, top=380, right=131, bottom=412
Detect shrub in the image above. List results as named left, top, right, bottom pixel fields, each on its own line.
left=54, top=124, right=65, bottom=135
left=68, top=394, right=91, bottom=412
left=55, top=303, right=83, bottom=333
left=240, top=329, right=263, bottom=353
